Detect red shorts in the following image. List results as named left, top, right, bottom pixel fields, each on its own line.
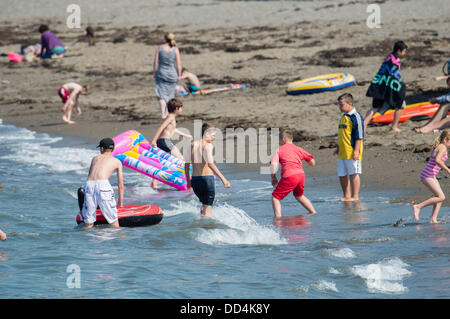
left=58, top=87, right=69, bottom=103
left=272, top=173, right=305, bottom=200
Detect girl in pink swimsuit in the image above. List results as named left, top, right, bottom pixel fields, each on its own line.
left=413, top=130, right=450, bottom=223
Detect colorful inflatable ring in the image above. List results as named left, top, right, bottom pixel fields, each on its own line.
left=112, top=130, right=191, bottom=191
left=286, top=73, right=355, bottom=95
left=76, top=205, right=163, bottom=227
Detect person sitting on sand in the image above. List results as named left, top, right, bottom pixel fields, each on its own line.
left=270, top=130, right=316, bottom=219
left=334, top=93, right=364, bottom=202
left=38, top=25, right=65, bottom=59
left=414, top=77, right=450, bottom=134
left=413, top=130, right=450, bottom=224
left=0, top=229, right=6, bottom=241
left=364, top=41, right=408, bottom=133
left=151, top=98, right=193, bottom=188
left=80, top=138, right=124, bottom=230
left=180, top=67, right=203, bottom=95
left=184, top=123, right=230, bottom=218
left=59, top=82, right=90, bottom=124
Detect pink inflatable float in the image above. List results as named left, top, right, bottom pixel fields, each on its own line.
left=112, top=130, right=191, bottom=191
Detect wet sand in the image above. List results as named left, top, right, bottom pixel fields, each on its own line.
left=0, top=0, right=449, bottom=206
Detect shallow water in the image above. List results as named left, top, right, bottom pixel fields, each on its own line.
left=0, top=119, right=449, bottom=298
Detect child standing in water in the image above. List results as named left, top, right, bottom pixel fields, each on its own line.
left=0, top=229, right=6, bottom=241
left=184, top=123, right=231, bottom=218
left=151, top=98, right=192, bottom=188
left=334, top=93, right=365, bottom=201
left=81, top=138, right=124, bottom=230
left=270, top=130, right=316, bottom=218
left=413, top=130, right=450, bottom=223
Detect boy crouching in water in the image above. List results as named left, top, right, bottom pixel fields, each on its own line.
left=184, top=123, right=231, bottom=218
left=81, top=138, right=124, bottom=230
left=271, top=130, right=316, bottom=218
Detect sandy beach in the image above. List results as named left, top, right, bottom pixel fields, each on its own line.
left=0, top=0, right=449, bottom=205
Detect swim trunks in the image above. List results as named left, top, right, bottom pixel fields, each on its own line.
left=81, top=180, right=118, bottom=224
left=187, top=84, right=200, bottom=93
left=58, top=86, right=70, bottom=103
left=157, top=138, right=175, bottom=153
left=337, top=159, right=362, bottom=177
left=272, top=173, right=305, bottom=200
left=191, top=175, right=215, bottom=206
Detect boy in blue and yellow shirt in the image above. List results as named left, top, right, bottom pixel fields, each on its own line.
left=334, top=93, right=364, bottom=201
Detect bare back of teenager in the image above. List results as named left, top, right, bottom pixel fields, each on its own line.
left=87, top=154, right=123, bottom=181
left=191, top=140, right=214, bottom=177
left=82, top=152, right=124, bottom=229
left=186, top=134, right=230, bottom=218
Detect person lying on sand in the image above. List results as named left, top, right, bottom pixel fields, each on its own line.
left=414, top=77, right=450, bottom=133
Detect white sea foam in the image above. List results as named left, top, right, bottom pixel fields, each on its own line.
left=351, top=257, right=412, bottom=294
left=1, top=141, right=96, bottom=174
left=0, top=122, right=97, bottom=174
left=166, top=199, right=287, bottom=246
left=327, top=247, right=356, bottom=259
left=312, top=280, right=338, bottom=293
left=329, top=267, right=342, bottom=275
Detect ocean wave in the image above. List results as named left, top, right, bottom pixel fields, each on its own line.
left=351, top=257, right=412, bottom=294
left=312, top=280, right=339, bottom=293
left=327, top=247, right=356, bottom=259
left=1, top=142, right=96, bottom=174
left=165, top=199, right=287, bottom=246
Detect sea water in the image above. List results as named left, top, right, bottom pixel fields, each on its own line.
left=0, top=119, right=449, bottom=298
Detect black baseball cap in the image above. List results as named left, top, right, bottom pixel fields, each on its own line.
left=97, top=138, right=115, bottom=150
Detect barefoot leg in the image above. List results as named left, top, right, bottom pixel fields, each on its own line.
left=295, top=195, right=316, bottom=214
left=390, top=109, right=402, bottom=132
left=339, top=176, right=352, bottom=201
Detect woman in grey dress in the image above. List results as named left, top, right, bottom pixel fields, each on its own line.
left=153, top=33, right=182, bottom=119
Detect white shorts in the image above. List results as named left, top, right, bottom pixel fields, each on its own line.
left=337, top=159, right=362, bottom=177
left=81, top=180, right=118, bottom=224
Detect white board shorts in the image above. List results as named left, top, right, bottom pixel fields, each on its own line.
left=81, top=180, right=118, bottom=224
left=337, top=159, right=362, bottom=177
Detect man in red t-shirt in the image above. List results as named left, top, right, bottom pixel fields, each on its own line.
left=270, top=130, right=317, bottom=218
